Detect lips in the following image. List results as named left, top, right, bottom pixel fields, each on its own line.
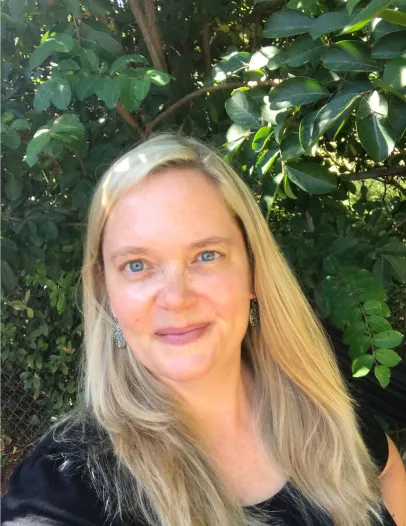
left=155, top=323, right=211, bottom=345
left=156, top=323, right=210, bottom=336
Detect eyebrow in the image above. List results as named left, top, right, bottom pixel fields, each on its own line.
left=110, top=236, right=232, bottom=262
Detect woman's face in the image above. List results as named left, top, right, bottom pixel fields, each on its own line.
left=102, top=168, right=254, bottom=384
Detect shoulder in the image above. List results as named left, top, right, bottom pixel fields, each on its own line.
left=1, top=421, right=109, bottom=526
left=355, top=405, right=389, bottom=475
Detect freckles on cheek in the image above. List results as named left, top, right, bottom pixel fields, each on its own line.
left=110, top=282, right=152, bottom=328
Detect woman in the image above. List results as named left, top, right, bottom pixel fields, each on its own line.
left=2, top=133, right=405, bottom=526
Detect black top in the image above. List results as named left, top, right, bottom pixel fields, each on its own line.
left=1, top=409, right=396, bottom=526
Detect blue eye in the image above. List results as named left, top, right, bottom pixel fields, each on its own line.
left=198, top=250, right=220, bottom=262
left=128, top=260, right=145, bottom=273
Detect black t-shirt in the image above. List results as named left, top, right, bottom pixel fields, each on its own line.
left=1, top=409, right=396, bottom=526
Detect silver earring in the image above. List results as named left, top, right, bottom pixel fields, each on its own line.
left=112, top=318, right=127, bottom=349
left=249, top=297, right=260, bottom=327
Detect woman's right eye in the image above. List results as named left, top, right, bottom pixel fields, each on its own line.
left=125, top=260, right=146, bottom=273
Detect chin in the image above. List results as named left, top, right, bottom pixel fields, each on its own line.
left=157, top=351, right=215, bottom=382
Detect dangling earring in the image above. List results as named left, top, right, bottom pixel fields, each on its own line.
left=249, top=297, right=260, bottom=327
left=112, top=317, right=127, bottom=349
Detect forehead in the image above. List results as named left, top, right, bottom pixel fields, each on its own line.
left=102, top=168, right=243, bottom=250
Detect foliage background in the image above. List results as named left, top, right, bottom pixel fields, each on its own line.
left=1, top=0, right=405, bottom=482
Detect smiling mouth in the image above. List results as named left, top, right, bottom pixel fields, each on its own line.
left=155, top=323, right=211, bottom=345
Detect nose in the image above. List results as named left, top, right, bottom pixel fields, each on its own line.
left=155, top=264, right=195, bottom=309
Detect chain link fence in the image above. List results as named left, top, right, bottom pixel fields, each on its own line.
left=1, top=372, right=55, bottom=495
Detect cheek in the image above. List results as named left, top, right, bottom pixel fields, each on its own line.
left=204, top=270, right=250, bottom=315
left=106, top=275, right=150, bottom=328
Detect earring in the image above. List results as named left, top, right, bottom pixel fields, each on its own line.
left=249, top=297, right=260, bottom=327
left=112, top=318, right=127, bottom=349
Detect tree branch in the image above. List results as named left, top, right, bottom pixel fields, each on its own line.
left=202, top=22, right=211, bottom=76
left=75, top=152, right=87, bottom=178
left=128, top=0, right=167, bottom=72
left=115, top=101, right=144, bottom=136
left=146, top=79, right=278, bottom=133
left=347, top=165, right=406, bottom=181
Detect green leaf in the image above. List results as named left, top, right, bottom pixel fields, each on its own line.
left=352, top=354, right=374, bottom=377
left=75, top=72, right=97, bottom=100
left=132, top=77, right=151, bottom=100
left=9, top=300, right=27, bottom=311
left=95, top=76, right=121, bottom=108
left=380, top=7, right=406, bottom=26
left=225, top=90, right=261, bottom=129
left=252, top=127, right=272, bottom=152
left=341, top=0, right=391, bottom=34
left=329, top=237, right=359, bottom=256
left=286, top=162, right=337, bottom=194
left=373, top=330, right=403, bottom=348
left=372, top=257, right=393, bottom=287
left=42, top=221, right=58, bottom=241
left=347, top=0, right=362, bottom=14
left=323, top=254, right=340, bottom=274
left=374, top=348, right=402, bottom=367
left=300, top=85, right=362, bottom=149
left=50, top=78, right=72, bottom=110
left=1, top=124, right=21, bottom=149
left=81, top=22, right=123, bottom=57
left=372, top=30, right=406, bottom=58
left=367, top=315, right=392, bottom=333
left=29, top=34, right=75, bottom=68
left=310, top=11, right=351, bottom=39
left=213, top=52, right=250, bottom=80
left=322, top=41, right=382, bottom=72
left=26, top=130, right=51, bottom=166
left=146, top=69, right=171, bottom=86
left=383, top=255, right=406, bottom=282
left=64, top=0, right=81, bottom=16
left=110, top=54, right=148, bottom=75
left=249, top=46, right=286, bottom=71
left=57, top=58, right=81, bottom=71
left=356, top=92, right=395, bottom=162
left=4, top=175, right=22, bottom=200
left=32, top=375, right=41, bottom=392
left=33, top=80, right=53, bottom=111
left=35, top=355, right=42, bottom=369
left=83, top=0, right=112, bottom=15
left=1, top=260, right=18, bottom=294
left=374, top=364, right=390, bottom=388
left=263, top=9, right=312, bottom=38
left=10, top=119, right=30, bottom=131
left=268, top=77, right=328, bottom=110
left=383, top=56, right=406, bottom=93
left=50, top=115, right=85, bottom=152
left=285, top=35, right=325, bottom=66
left=372, top=19, right=405, bottom=40
left=257, top=149, right=279, bottom=178
left=78, top=48, right=100, bottom=72
left=283, top=173, right=297, bottom=199
left=363, top=299, right=382, bottom=315
left=280, top=133, right=305, bottom=160
left=388, top=96, right=406, bottom=137
left=380, top=240, right=406, bottom=256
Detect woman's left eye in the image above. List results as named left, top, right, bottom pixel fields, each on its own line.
left=197, top=250, right=221, bottom=262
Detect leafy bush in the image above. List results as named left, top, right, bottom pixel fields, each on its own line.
left=1, top=0, right=405, bottom=449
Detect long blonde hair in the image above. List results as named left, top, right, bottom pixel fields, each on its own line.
left=54, top=133, right=385, bottom=526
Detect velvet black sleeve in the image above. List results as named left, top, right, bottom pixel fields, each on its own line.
left=1, top=433, right=108, bottom=526
left=356, top=407, right=390, bottom=475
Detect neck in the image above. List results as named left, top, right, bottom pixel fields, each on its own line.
left=164, top=357, right=255, bottom=435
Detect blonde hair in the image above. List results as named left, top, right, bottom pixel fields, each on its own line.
left=54, top=133, right=386, bottom=526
